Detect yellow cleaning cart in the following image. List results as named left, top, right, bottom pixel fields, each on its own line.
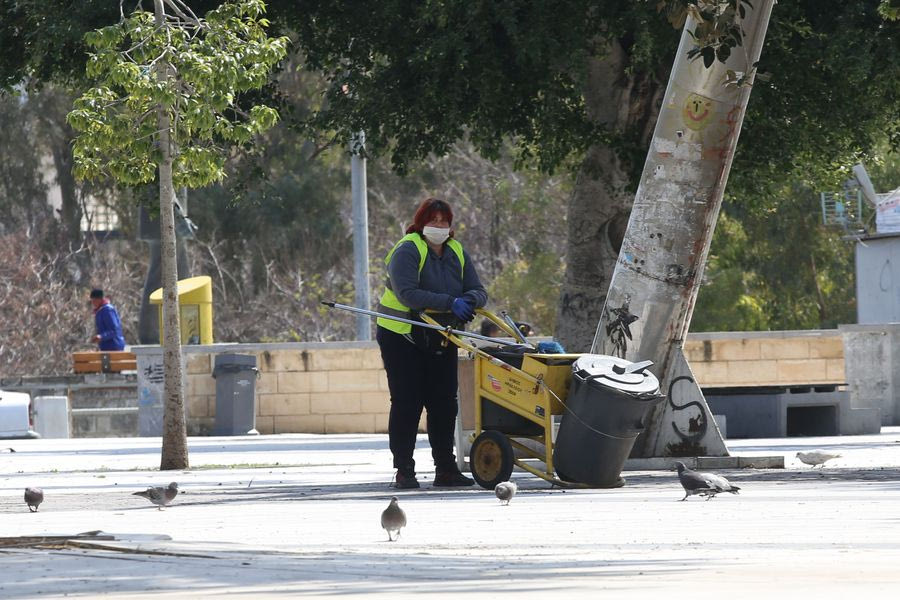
left=420, top=309, right=585, bottom=489
left=324, top=301, right=661, bottom=490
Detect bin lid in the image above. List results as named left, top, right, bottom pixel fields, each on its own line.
left=572, top=354, right=660, bottom=395
left=149, top=276, right=212, bottom=304
left=213, top=353, right=257, bottom=368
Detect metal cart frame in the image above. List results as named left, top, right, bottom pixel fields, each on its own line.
left=422, top=310, right=586, bottom=489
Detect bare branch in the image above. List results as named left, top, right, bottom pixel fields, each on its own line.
left=307, top=135, right=340, bottom=162
left=162, top=0, right=201, bottom=27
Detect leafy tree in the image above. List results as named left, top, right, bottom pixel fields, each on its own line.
left=3, top=1, right=899, bottom=350
left=66, top=0, right=287, bottom=469
left=693, top=191, right=857, bottom=332
left=0, top=91, right=49, bottom=232
left=867, top=141, right=900, bottom=194
left=695, top=138, right=900, bottom=332
left=282, top=0, right=900, bottom=350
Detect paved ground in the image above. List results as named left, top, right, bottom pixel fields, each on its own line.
left=2, top=430, right=900, bottom=598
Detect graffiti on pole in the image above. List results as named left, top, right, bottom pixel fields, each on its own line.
left=604, top=299, right=639, bottom=359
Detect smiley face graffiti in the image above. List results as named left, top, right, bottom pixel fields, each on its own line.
left=682, top=93, right=714, bottom=131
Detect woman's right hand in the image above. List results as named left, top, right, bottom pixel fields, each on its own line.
left=450, top=297, right=475, bottom=322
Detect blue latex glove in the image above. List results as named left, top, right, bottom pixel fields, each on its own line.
left=537, top=341, right=565, bottom=354
left=450, top=297, right=475, bottom=322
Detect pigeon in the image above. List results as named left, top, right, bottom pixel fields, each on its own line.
left=674, top=461, right=740, bottom=501
left=133, top=482, right=179, bottom=509
left=796, top=450, right=841, bottom=468
left=381, top=496, right=406, bottom=541
left=24, top=487, right=43, bottom=512
left=494, top=481, right=517, bottom=505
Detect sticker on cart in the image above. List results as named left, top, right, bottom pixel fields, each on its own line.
left=534, top=405, right=545, bottom=417
left=487, top=374, right=502, bottom=392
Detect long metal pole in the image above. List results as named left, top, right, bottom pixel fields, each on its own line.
left=322, top=302, right=531, bottom=347
left=591, top=1, right=775, bottom=457
left=351, top=131, right=371, bottom=341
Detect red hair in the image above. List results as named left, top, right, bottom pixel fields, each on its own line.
left=406, top=198, right=455, bottom=236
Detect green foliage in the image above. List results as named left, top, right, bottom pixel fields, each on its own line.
left=655, top=1, right=755, bottom=67
left=0, top=1, right=117, bottom=89
left=880, top=0, right=900, bottom=20
left=286, top=0, right=678, bottom=174
left=488, top=252, right=564, bottom=335
left=690, top=0, right=900, bottom=332
left=66, top=1, right=289, bottom=188
left=4, top=0, right=899, bottom=343
left=189, top=142, right=351, bottom=280
left=0, top=91, right=50, bottom=229
left=693, top=184, right=858, bottom=332
left=866, top=141, right=900, bottom=193
left=731, top=1, right=900, bottom=199
left=360, top=139, right=570, bottom=336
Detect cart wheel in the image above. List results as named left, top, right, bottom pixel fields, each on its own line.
left=470, top=430, right=514, bottom=490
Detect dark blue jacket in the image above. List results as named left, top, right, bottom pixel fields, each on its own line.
left=94, top=302, right=126, bottom=351
left=388, top=238, right=488, bottom=312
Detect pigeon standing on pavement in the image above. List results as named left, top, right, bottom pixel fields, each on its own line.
left=796, top=450, right=841, bottom=468
left=494, top=481, right=517, bottom=505
left=674, top=461, right=741, bottom=501
left=381, top=496, right=406, bottom=541
left=24, top=487, right=43, bottom=512
left=133, top=482, right=179, bottom=509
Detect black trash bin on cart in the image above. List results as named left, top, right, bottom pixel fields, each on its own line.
left=553, top=354, right=664, bottom=487
left=212, top=353, right=259, bottom=435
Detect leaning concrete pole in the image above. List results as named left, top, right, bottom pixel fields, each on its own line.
left=591, top=1, right=775, bottom=458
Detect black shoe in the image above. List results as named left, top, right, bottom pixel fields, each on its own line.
left=392, top=471, right=420, bottom=489
left=433, top=470, right=474, bottom=487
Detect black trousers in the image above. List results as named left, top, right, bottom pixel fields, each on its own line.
left=376, top=326, right=459, bottom=473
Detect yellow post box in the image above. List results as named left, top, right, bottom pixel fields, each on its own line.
left=149, top=275, right=213, bottom=345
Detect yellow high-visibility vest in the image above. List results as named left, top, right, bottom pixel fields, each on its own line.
left=376, top=233, right=465, bottom=334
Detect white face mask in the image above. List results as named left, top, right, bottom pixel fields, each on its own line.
left=422, top=225, right=450, bottom=245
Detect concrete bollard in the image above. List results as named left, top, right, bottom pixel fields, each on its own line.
left=33, top=396, right=70, bottom=439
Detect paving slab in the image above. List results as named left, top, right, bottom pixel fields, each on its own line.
left=1, top=429, right=900, bottom=598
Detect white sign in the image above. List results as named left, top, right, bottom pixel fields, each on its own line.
left=876, top=187, right=900, bottom=234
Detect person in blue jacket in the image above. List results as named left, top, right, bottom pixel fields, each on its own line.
left=376, top=198, right=488, bottom=489
left=89, top=288, right=126, bottom=351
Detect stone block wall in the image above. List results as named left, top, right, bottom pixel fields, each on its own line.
left=2, top=331, right=851, bottom=438
left=69, top=385, right=139, bottom=437
left=144, top=331, right=848, bottom=436
left=181, top=343, right=393, bottom=435
left=683, top=330, right=845, bottom=387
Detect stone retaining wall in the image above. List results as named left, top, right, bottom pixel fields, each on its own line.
left=168, top=330, right=846, bottom=435
left=1, top=330, right=852, bottom=438
left=684, top=330, right=845, bottom=387
left=177, top=343, right=392, bottom=435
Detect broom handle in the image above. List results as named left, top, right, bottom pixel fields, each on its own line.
left=321, top=302, right=532, bottom=347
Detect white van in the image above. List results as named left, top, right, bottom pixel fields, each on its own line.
left=0, top=390, right=40, bottom=439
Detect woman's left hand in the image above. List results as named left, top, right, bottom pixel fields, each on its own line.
left=450, top=297, right=475, bottom=322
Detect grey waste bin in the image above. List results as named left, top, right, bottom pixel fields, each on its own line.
left=212, top=354, right=259, bottom=435
left=553, top=354, right=664, bottom=487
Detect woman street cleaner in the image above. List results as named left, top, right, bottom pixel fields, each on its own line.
left=376, top=198, right=488, bottom=489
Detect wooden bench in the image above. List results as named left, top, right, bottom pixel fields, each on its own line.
left=72, top=351, right=137, bottom=374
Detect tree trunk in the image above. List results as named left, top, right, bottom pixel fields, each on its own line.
left=155, top=0, right=189, bottom=471
left=34, top=87, right=83, bottom=249
left=591, top=1, right=775, bottom=458
left=49, top=130, right=82, bottom=246
left=556, top=43, right=668, bottom=352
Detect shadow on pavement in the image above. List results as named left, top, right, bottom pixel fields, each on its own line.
left=0, top=545, right=707, bottom=597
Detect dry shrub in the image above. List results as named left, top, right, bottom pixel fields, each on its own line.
left=0, top=227, right=144, bottom=376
